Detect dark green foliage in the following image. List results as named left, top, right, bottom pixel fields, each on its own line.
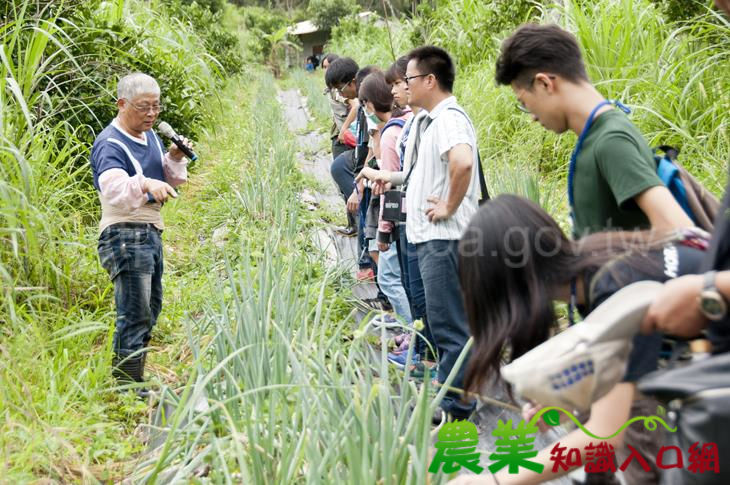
left=651, top=0, right=710, bottom=22
left=28, top=0, right=243, bottom=145
left=162, top=0, right=244, bottom=75
left=417, top=0, right=544, bottom=67
left=308, top=0, right=358, bottom=31
left=179, top=0, right=227, bottom=13
left=240, top=6, right=290, bottom=63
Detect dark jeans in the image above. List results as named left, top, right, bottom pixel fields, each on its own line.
left=330, top=149, right=355, bottom=201
left=416, top=239, right=475, bottom=418
left=331, top=148, right=372, bottom=269
left=98, top=223, right=163, bottom=357
left=358, top=187, right=371, bottom=269
left=397, top=227, right=433, bottom=357
left=331, top=137, right=350, bottom=161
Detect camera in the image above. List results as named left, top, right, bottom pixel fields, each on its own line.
left=381, top=190, right=407, bottom=223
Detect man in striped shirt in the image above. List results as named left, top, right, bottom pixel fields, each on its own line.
left=403, top=46, right=480, bottom=423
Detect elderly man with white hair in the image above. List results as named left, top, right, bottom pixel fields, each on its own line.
left=90, top=72, right=192, bottom=394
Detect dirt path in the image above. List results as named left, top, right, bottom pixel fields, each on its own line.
left=277, top=88, right=378, bottom=307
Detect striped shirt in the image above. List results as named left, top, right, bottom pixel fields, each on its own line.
left=404, top=96, right=479, bottom=244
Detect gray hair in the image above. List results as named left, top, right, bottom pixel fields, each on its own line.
left=117, top=72, right=160, bottom=100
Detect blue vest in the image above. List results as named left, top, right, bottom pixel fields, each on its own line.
left=90, top=121, right=166, bottom=191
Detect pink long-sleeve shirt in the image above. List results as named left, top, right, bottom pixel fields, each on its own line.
left=377, top=112, right=412, bottom=238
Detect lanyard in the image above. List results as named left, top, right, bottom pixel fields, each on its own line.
left=567, top=100, right=631, bottom=226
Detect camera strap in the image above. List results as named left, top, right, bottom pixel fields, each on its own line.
left=402, top=114, right=433, bottom=190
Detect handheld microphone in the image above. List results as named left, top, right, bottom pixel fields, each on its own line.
left=157, top=122, right=198, bottom=161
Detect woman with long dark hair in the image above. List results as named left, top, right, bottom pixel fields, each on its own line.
left=453, top=194, right=705, bottom=484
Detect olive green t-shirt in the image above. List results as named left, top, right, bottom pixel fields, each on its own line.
left=573, top=109, right=663, bottom=236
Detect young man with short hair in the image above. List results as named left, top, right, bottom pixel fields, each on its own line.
left=402, top=45, right=480, bottom=423
left=495, top=24, right=693, bottom=237
left=321, top=53, right=351, bottom=162
left=324, top=57, right=361, bottom=237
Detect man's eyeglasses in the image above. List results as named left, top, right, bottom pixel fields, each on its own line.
left=126, top=101, right=164, bottom=113
left=516, top=102, right=530, bottom=114
left=515, top=74, right=556, bottom=114
left=335, top=79, right=354, bottom=93
left=404, top=73, right=429, bottom=85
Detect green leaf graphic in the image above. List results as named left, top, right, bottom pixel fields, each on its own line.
left=543, top=409, right=561, bottom=427
left=657, top=406, right=666, bottom=416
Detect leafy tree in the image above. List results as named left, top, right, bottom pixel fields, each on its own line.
left=263, top=26, right=300, bottom=77
left=308, top=0, right=358, bottom=31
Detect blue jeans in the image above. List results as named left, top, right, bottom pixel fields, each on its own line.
left=331, top=137, right=349, bottom=161
left=416, top=239, right=476, bottom=418
left=330, top=149, right=355, bottom=201
left=331, top=148, right=373, bottom=270
left=377, top=245, right=412, bottom=323
left=357, top=187, right=374, bottom=270
left=397, top=228, right=432, bottom=356
left=98, top=223, right=163, bottom=357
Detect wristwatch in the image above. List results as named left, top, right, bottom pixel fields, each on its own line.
left=699, top=271, right=728, bottom=321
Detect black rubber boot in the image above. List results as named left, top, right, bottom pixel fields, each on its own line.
left=112, top=353, right=149, bottom=399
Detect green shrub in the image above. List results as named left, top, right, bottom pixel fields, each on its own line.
left=308, top=0, right=358, bottom=31
left=239, top=6, right=290, bottom=63
left=328, top=16, right=415, bottom=67
left=162, top=0, right=244, bottom=75
left=418, top=0, right=543, bottom=67
left=179, top=0, right=226, bottom=13
left=651, top=0, right=710, bottom=23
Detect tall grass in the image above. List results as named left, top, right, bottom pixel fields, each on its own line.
left=327, top=16, right=416, bottom=67
left=288, top=69, right=332, bottom=128
left=0, top=0, right=232, bottom=480
left=128, top=72, right=455, bottom=484
left=562, top=0, right=730, bottom=192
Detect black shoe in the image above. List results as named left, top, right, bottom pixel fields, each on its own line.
left=432, top=406, right=473, bottom=427
left=335, top=225, right=357, bottom=237
left=432, top=406, right=450, bottom=426
left=112, top=353, right=150, bottom=399
left=378, top=297, right=393, bottom=312
left=335, top=211, right=358, bottom=237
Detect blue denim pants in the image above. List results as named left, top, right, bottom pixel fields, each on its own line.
left=376, top=245, right=412, bottom=324
left=330, top=149, right=355, bottom=201
left=331, top=137, right=350, bottom=161
left=397, top=228, right=433, bottom=356
left=416, top=239, right=476, bottom=418
left=98, top=223, right=163, bottom=357
left=331, top=149, right=374, bottom=270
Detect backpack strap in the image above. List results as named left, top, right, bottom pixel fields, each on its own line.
left=380, top=117, right=405, bottom=137
left=654, top=145, right=696, bottom=224
left=446, top=107, right=490, bottom=204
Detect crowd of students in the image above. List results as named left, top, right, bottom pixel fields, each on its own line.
left=317, top=2, right=730, bottom=482
left=323, top=46, right=480, bottom=422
